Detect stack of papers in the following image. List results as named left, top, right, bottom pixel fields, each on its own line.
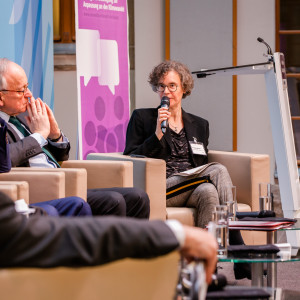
left=228, top=220, right=294, bottom=231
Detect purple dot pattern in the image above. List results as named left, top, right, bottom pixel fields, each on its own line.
left=94, top=96, right=106, bottom=121
left=106, top=133, right=117, bottom=153
left=114, top=96, right=124, bottom=120
left=114, top=124, right=125, bottom=151
left=78, top=0, right=130, bottom=160
left=95, top=125, right=108, bottom=153
left=84, top=121, right=96, bottom=146
left=81, top=77, right=129, bottom=159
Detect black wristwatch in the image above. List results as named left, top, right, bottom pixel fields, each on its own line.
left=50, top=131, right=62, bottom=142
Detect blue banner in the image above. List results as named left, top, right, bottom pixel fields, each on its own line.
left=0, top=0, right=54, bottom=108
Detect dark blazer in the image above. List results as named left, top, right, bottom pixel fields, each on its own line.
left=0, top=191, right=179, bottom=267
left=6, top=116, right=70, bottom=167
left=124, top=108, right=209, bottom=167
left=0, top=118, right=11, bottom=172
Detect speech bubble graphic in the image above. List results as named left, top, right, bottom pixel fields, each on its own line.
left=98, top=39, right=119, bottom=95
left=77, top=29, right=101, bottom=86
left=77, top=29, right=120, bottom=93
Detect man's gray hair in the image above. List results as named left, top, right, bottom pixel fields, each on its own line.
left=0, top=58, right=11, bottom=90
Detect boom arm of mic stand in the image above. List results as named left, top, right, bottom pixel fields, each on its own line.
left=196, top=73, right=216, bottom=78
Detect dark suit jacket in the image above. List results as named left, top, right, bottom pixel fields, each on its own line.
left=124, top=108, right=209, bottom=167
left=0, top=118, right=11, bottom=172
left=6, top=116, right=70, bottom=167
left=0, top=191, right=179, bottom=267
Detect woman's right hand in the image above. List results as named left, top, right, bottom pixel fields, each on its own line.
left=155, top=107, right=171, bottom=140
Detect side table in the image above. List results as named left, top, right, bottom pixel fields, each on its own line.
left=220, top=219, right=300, bottom=288
left=219, top=254, right=300, bottom=288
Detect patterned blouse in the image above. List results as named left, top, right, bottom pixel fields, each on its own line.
left=166, top=128, right=194, bottom=178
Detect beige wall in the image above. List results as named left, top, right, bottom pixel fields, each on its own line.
left=170, top=0, right=233, bottom=152
left=134, top=0, right=165, bottom=109
left=53, top=70, right=78, bottom=159
left=237, top=0, right=276, bottom=181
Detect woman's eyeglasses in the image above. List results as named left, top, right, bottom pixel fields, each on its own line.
left=156, top=83, right=178, bottom=92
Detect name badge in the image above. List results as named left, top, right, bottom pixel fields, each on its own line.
left=189, top=141, right=206, bottom=156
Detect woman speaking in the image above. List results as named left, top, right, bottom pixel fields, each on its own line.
left=124, top=60, right=233, bottom=229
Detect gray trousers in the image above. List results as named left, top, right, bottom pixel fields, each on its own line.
left=166, top=163, right=233, bottom=228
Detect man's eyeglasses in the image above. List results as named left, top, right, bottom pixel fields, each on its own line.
left=156, top=83, right=178, bottom=93
left=0, top=84, right=29, bottom=96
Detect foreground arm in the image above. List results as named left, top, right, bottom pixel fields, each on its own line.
left=0, top=192, right=217, bottom=284
left=0, top=191, right=179, bottom=267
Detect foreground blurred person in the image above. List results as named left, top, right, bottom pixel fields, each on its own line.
left=0, top=191, right=217, bottom=284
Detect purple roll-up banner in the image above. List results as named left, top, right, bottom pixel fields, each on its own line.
left=75, top=0, right=129, bottom=159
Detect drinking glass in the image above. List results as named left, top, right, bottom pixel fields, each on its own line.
left=259, top=182, right=272, bottom=211
left=212, top=205, right=228, bottom=258
left=226, top=186, right=237, bottom=221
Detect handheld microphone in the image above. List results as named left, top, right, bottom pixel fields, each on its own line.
left=160, top=96, right=170, bottom=134
left=257, top=37, right=273, bottom=55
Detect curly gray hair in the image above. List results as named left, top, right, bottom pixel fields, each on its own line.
left=148, top=60, right=194, bottom=99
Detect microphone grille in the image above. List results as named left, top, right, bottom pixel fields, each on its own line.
left=257, top=37, right=264, bottom=43
left=161, top=96, right=170, bottom=106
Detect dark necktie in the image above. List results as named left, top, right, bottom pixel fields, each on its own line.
left=9, top=116, right=61, bottom=168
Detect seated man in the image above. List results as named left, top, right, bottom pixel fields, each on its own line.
left=0, top=190, right=217, bottom=285
left=0, top=116, right=92, bottom=217
left=0, top=58, right=149, bottom=219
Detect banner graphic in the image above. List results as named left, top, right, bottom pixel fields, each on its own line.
left=75, top=0, right=129, bottom=159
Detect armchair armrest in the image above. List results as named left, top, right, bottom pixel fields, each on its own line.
left=0, top=181, right=29, bottom=203
left=12, top=167, right=87, bottom=201
left=61, top=160, right=133, bottom=189
left=86, top=153, right=166, bottom=220
left=0, top=184, right=18, bottom=202
left=208, top=150, right=270, bottom=211
left=0, top=252, right=179, bottom=299
left=0, top=171, right=65, bottom=204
